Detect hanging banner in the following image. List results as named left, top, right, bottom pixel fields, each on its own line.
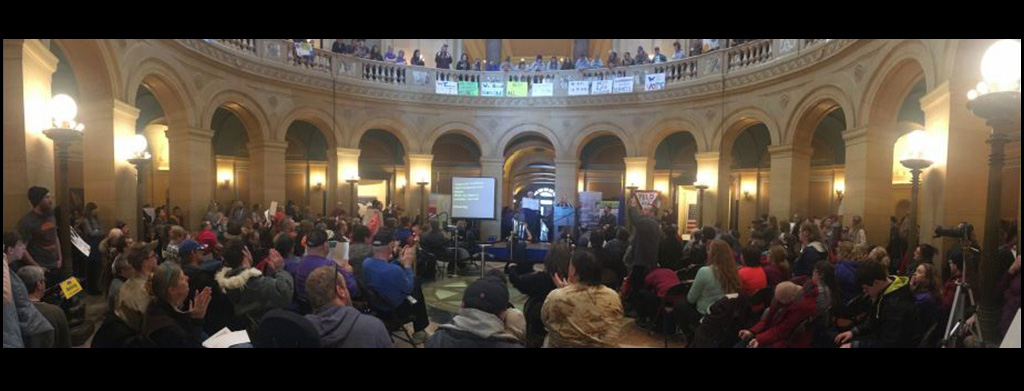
left=568, top=81, right=591, bottom=96
left=579, top=192, right=605, bottom=229
left=591, top=80, right=613, bottom=95
left=645, top=73, right=666, bottom=91
left=458, top=81, right=479, bottom=96
left=296, top=42, right=313, bottom=57
left=613, top=77, right=634, bottom=93
left=435, top=80, right=458, bottom=95
left=507, top=81, right=529, bottom=97
left=481, top=82, right=505, bottom=97
left=531, top=82, right=554, bottom=97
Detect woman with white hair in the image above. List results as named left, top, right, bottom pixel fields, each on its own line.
left=736, top=281, right=818, bottom=348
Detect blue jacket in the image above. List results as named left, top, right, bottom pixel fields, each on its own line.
left=835, top=260, right=860, bottom=303
left=362, top=257, right=413, bottom=313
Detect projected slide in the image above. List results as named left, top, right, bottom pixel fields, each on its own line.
left=452, top=177, right=496, bottom=219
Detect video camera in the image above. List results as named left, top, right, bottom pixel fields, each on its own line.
left=934, top=222, right=974, bottom=239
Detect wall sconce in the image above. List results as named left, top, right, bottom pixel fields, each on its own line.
left=742, top=183, right=756, bottom=201
left=312, top=182, right=324, bottom=192
left=221, top=179, right=232, bottom=190
left=834, top=180, right=845, bottom=201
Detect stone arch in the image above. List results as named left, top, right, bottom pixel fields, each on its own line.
left=124, top=58, right=198, bottom=130
left=52, top=39, right=121, bottom=102
left=497, top=123, right=563, bottom=158
left=786, top=85, right=856, bottom=149
left=643, top=117, right=710, bottom=157
left=276, top=106, right=340, bottom=149
left=349, top=117, right=418, bottom=153
left=202, top=89, right=272, bottom=143
left=424, top=122, right=491, bottom=158
left=715, top=107, right=782, bottom=154
left=860, top=40, right=933, bottom=128
left=569, top=121, right=637, bottom=158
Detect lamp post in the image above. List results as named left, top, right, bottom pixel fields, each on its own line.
left=899, top=130, right=934, bottom=260
left=43, top=94, right=84, bottom=277
left=345, top=178, right=360, bottom=219
left=127, top=135, right=152, bottom=242
left=965, top=39, right=1021, bottom=346
left=694, top=182, right=709, bottom=229
left=417, top=181, right=429, bottom=222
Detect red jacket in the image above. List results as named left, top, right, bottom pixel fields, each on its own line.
left=749, top=290, right=818, bottom=348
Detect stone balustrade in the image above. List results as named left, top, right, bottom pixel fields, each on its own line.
left=193, top=39, right=845, bottom=100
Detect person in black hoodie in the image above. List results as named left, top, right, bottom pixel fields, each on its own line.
left=142, top=262, right=212, bottom=348
left=794, top=222, right=828, bottom=278
left=508, top=243, right=570, bottom=348
left=835, top=261, right=921, bottom=348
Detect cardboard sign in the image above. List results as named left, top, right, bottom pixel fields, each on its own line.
left=457, top=81, right=479, bottom=96
left=568, top=81, right=591, bottom=96
left=613, top=77, right=634, bottom=93
left=435, top=80, right=458, bottom=95
left=645, top=73, right=666, bottom=91
left=591, top=80, right=613, bottom=95
left=531, top=82, right=554, bottom=97
left=481, top=82, right=505, bottom=97
left=633, top=190, right=661, bottom=212
left=59, top=277, right=84, bottom=299
left=521, top=197, right=540, bottom=211
left=507, top=81, right=529, bottom=97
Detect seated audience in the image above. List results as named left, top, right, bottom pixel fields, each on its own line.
left=999, top=254, right=1021, bottom=339
left=763, top=245, right=791, bottom=289
left=3, top=255, right=53, bottom=348
left=835, top=261, right=921, bottom=348
left=675, top=239, right=741, bottom=340
left=427, top=271, right=525, bottom=348
left=834, top=241, right=861, bottom=303
left=794, top=222, right=828, bottom=278
left=215, top=239, right=294, bottom=332
left=542, top=250, right=623, bottom=348
left=17, top=266, right=71, bottom=348
left=904, top=243, right=936, bottom=278
left=142, top=262, right=212, bottom=348
left=348, top=224, right=372, bottom=277
left=738, top=245, right=768, bottom=299
left=620, top=264, right=680, bottom=325
left=295, top=229, right=359, bottom=311
left=115, top=242, right=159, bottom=332
left=509, top=243, right=570, bottom=348
left=304, top=266, right=391, bottom=348
left=910, top=262, right=943, bottom=334
left=362, top=233, right=429, bottom=344
left=737, top=282, right=816, bottom=348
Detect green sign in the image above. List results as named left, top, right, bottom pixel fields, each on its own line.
left=507, top=81, right=529, bottom=97
left=458, top=81, right=479, bottom=96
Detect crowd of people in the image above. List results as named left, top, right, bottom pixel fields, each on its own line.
left=4, top=183, right=1019, bottom=348
left=323, top=39, right=753, bottom=72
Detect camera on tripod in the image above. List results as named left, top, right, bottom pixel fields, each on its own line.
left=934, top=222, right=974, bottom=239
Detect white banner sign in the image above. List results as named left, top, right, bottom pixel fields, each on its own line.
left=613, top=77, right=634, bottom=93
left=531, top=82, right=553, bottom=97
left=568, top=81, right=591, bottom=96
left=591, top=80, right=613, bottom=95
left=435, top=80, right=458, bottom=95
left=645, top=73, right=666, bottom=91
left=481, top=81, right=505, bottom=97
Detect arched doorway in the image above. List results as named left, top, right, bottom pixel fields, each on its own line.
left=808, top=108, right=848, bottom=219
left=503, top=132, right=556, bottom=241
left=729, top=124, right=771, bottom=238
left=285, top=121, right=330, bottom=218
left=211, top=107, right=252, bottom=207
left=653, top=131, right=699, bottom=234
left=358, top=129, right=406, bottom=216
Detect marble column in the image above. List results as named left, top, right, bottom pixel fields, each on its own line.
left=623, top=157, right=655, bottom=191
left=486, top=39, right=502, bottom=66
left=167, top=127, right=214, bottom=230
left=842, top=126, right=896, bottom=247
left=480, top=157, right=504, bottom=240
left=4, top=39, right=57, bottom=231
left=695, top=152, right=723, bottom=228
left=335, top=148, right=361, bottom=215
left=768, top=144, right=813, bottom=221
left=248, top=141, right=288, bottom=207
left=79, top=99, right=140, bottom=232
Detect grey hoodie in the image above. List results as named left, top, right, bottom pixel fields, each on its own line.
left=425, top=308, right=523, bottom=349
left=304, top=305, right=392, bottom=348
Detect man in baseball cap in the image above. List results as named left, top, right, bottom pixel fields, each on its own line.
left=426, top=271, right=524, bottom=348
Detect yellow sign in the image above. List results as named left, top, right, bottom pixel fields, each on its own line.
left=507, top=81, right=528, bottom=97
left=59, top=277, right=83, bottom=299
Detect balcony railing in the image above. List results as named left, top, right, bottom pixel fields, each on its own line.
left=196, top=39, right=842, bottom=99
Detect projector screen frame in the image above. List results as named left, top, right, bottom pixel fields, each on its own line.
left=451, top=176, right=498, bottom=221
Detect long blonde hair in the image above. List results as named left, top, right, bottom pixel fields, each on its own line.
left=708, top=239, right=742, bottom=295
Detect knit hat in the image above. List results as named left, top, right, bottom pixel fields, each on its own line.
left=462, top=275, right=509, bottom=316
left=28, top=187, right=49, bottom=207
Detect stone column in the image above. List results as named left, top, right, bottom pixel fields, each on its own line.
left=167, top=127, right=214, bottom=230
left=768, top=144, right=813, bottom=221
left=335, top=148, right=361, bottom=215
left=407, top=154, right=434, bottom=220
left=573, top=39, right=590, bottom=60
left=554, top=158, right=580, bottom=206
left=696, top=152, right=723, bottom=228
left=623, top=157, right=655, bottom=191
left=248, top=141, right=288, bottom=207
left=4, top=39, right=58, bottom=231
left=486, top=39, right=502, bottom=66
left=480, top=157, right=504, bottom=240
left=79, top=99, right=140, bottom=232
left=842, top=126, right=895, bottom=246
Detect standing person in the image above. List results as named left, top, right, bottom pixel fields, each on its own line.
left=548, top=56, right=560, bottom=70
left=411, top=49, right=425, bottom=66
left=369, top=45, right=384, bottom=62
left=672, top=41, right=686, bottom=60
left=574, top=56, right=590, bottom=71
left=530, top=55, right=545, bottom=71
left=474, top=58, right=482, bottom=71
left=848, top=216, right=868, bottom=246
left=522, top=192, right=541, bottom=244
left=79, top=203, right=104, bottom=294
left=18, top=187, right=62, bottom=285
left=331, top=39, right=348, bottom=54
left=652, top=47, right=668, bottom=63
left=435, top=43, right=453, bottom=69
left=606, top=51, right=620, bottom=69
left=395, top=50, right=407, bottom=65
left=383, top=45, right=396, bottom=62
left=621, top=52, right=635, bottom=67
left=456, top=53, right=471, bottom=70
left=541, top=250, right=624, bottom=348
left=635, top=46, right=649, bottom=65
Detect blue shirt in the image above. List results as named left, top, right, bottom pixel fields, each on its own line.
left=296, top=255, right=360, bottom=304
left=362, top=257, right=413, bottom=313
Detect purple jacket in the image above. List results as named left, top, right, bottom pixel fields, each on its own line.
left=295, top=255, right=361, bottom=304
left=999, top=271, right=1020, bottom=337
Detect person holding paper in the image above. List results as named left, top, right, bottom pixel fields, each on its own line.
left=522, top=192, right=541, bottom=244
left=142, top=262, right=212, bottom=348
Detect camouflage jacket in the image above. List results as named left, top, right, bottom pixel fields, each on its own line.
left=541, top=284, right=623, bottom=348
